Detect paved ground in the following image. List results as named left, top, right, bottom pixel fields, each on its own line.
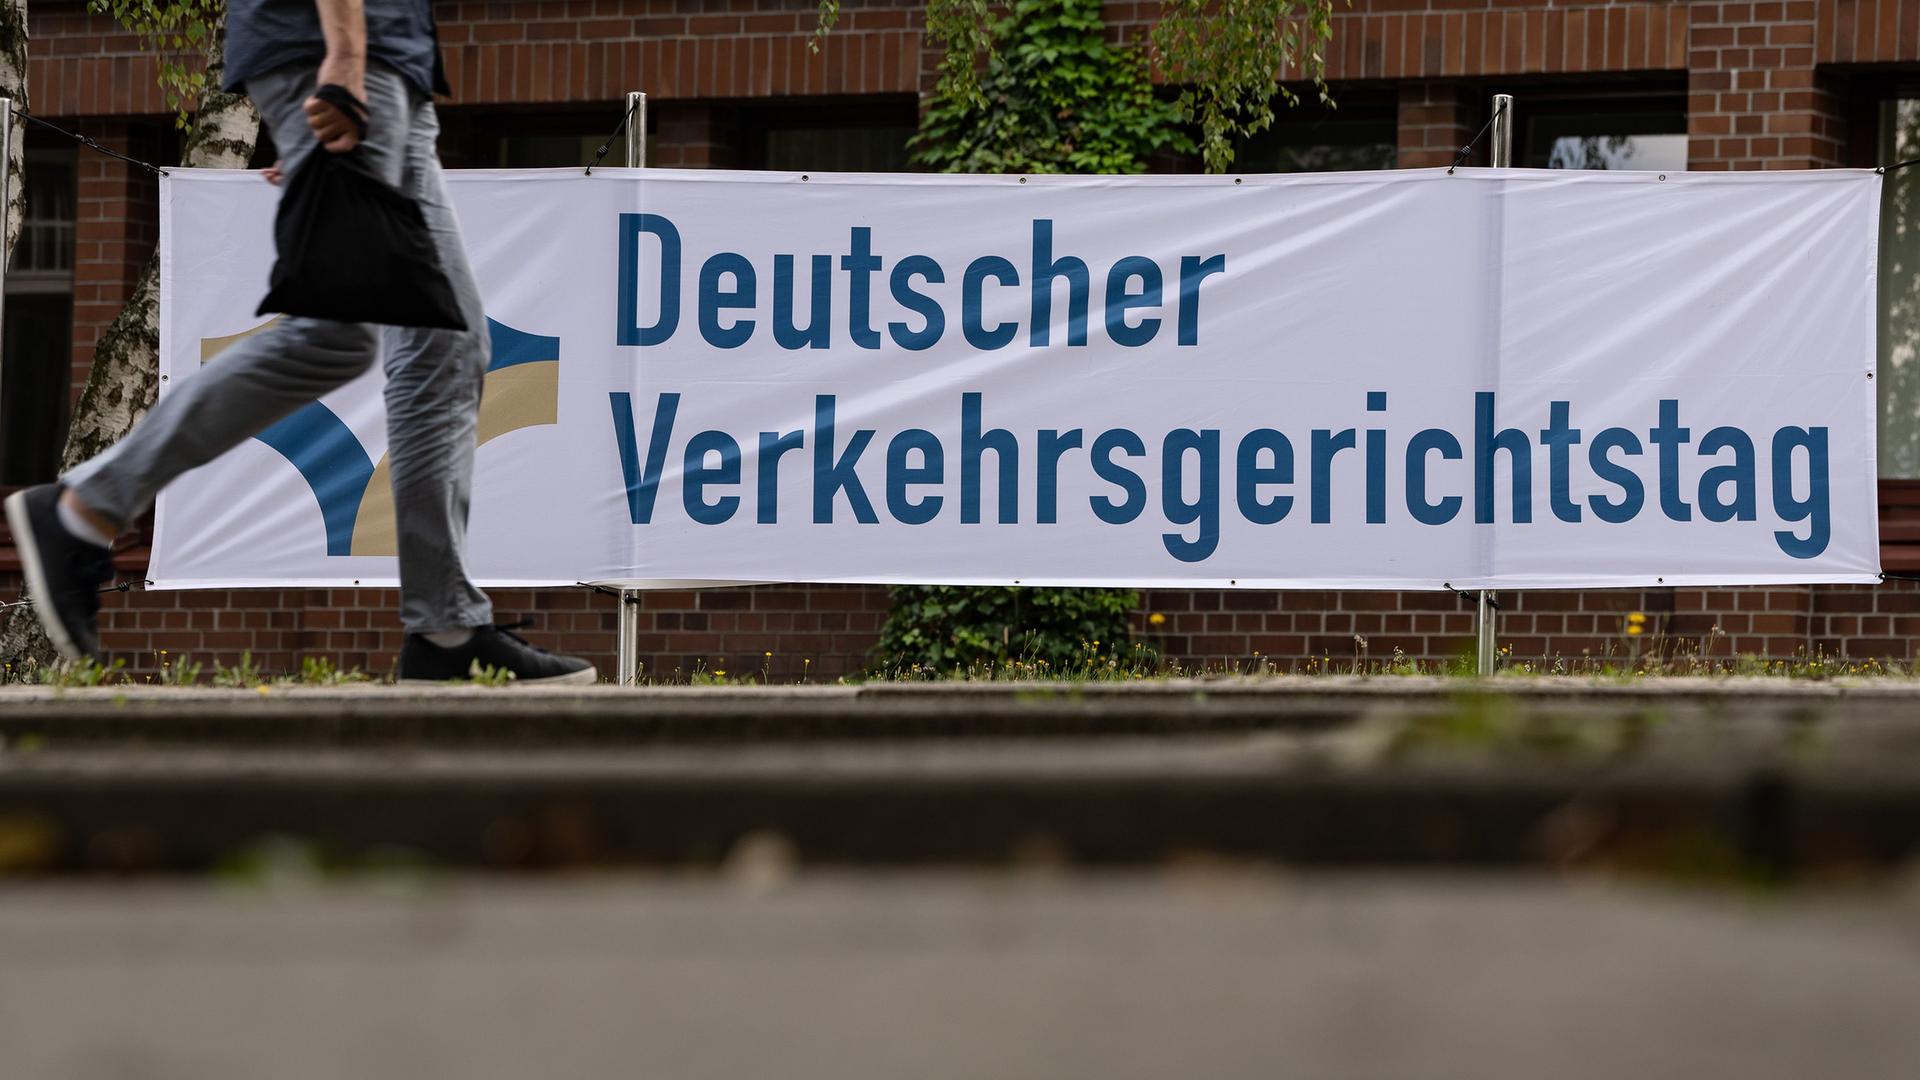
left=4, top=679, right=1920, bottom=871
left=3, top=872, right=1919, bottom=1080
left=4, top=683, right=1918, bottom=1076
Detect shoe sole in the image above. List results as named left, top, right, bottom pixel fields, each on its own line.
left=397, top=665, right=599, bottom=687
left=4, top=490, right=86, bottom=664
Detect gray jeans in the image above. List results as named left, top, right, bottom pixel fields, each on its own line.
left=66, top=62, right=493, bottom=634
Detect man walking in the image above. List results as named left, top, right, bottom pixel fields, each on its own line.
left=5, top=0, right=595, bottom=683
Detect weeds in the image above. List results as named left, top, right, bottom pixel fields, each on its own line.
left=293, top=656, right=370, bottom=686
left=156, top=650, right=202, bottom=686
left=32, top=657, right=125, bottom=687
left=210, top=651, right=265, bottom=689
left=2, top=618, right=1914, bottom=688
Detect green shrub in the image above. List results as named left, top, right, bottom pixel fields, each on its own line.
left=873, top=585, right=1141, bottom=674
left=909, top=0, right=1192, bottom=175
left=879, top=0, right=1176, bottom=675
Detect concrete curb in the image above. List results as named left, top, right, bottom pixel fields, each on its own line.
left=2, top=676, right=1918, bottom=744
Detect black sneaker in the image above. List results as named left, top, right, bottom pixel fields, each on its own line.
left=396, top=621, right=597, bottom=685
left=4, top=484, right=113, bottom=663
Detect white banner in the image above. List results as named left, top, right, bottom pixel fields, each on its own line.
left=153, top=167, right=1882, bottom=590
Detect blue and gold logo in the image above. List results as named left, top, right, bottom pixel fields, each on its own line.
left=196, top=318, right=562, bottom=556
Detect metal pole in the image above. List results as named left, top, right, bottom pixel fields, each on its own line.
left=614, top=90, right=647, bottom=684
left=617, top=589, right=639, bottom=686
left=626, top=91, right=646, bottom=168
left=1476, top=93, right=1513, bottom=678
left=1489, top=93, right=1514, bottom=169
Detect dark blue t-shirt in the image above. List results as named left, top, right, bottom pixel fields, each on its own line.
left=225, top=0, right=450, bottom=97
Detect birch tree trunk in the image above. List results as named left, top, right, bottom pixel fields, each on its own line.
left=0, top=0, right=26, bottom=259
left=60, top=16, right=257, bottom=471
left=0, top=0, right=32, bottom=675
left=1, top=17, right=259, bottom=669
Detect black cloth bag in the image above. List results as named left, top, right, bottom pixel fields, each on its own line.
left=255, top=85, right=467, bottom=330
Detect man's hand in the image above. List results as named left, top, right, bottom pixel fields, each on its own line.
left=306, top=0, right=368, bottom=153
left=304, top=54, right=367, bottom=153
left=262, top=159, right=284, bottom=185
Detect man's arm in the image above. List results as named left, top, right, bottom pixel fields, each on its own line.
left=304, top=0, right=368, bottom=153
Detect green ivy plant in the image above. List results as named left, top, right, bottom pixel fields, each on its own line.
left=1152, top=0, right=1340, bottom=174
left=870, top=0, right=1174, bottom=675
left=874, top=584, right=1141, bottom=674
left=909, top=0, right=1191, bottom=174
left=90, top=0, right=221, bottom=127
left=880, top=0, right=1340, bottom=175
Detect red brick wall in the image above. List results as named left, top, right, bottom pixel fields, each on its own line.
left=70, top=124, right=161, bottom=399
left=1687, top=1, right=1844, bottom=169
left=1397, top=82, right=1478, bottom=168
left=432, top=0, right=928, bottom=104
left=10, top=0, right=1920, bottom=679
left=1132, top=581, right=1920, bottom=671
left=6, top=571, right=1917, bottom=681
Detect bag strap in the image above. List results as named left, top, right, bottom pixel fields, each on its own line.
left=311, top=83, right=371, bottom=142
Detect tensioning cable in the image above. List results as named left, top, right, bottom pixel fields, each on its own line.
left=9, top=106, right=167, bottom=176
left=1447, top=98, right=1511, bottom=175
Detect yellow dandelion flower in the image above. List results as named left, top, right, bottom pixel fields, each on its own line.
left=1628, top=612, right=1647, bottom=625
left=1626, top=625, right=1643, bottom=636
left=1148, top=613, right=1166, bottom=626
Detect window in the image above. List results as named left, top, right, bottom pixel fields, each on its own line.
left=765, top=125, right=913, bottom=172
left=1519, top=97, right=1687, bottom=172
left=13, top=152, right=73, bottom=277
left=1236, top=97, right=1396, bottom=173
left=1, top=147, right=77, bottom=484
left=496, top=133, right=616, bottom=169
left=737, top=98, right=917, bottom=173
left=1879, top=99, right=1920, bottom=478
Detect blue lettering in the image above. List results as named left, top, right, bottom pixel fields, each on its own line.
left=841, top=227, right=882, bottom=350
left=756, top=429, right=804, bottom=524
left=1540, top=401, right=1583, bottom=523
left=812, top=395, right=877, bottom=524
left=1162, top=429, right=1220, bottom=562
left=682, top=430, right=741, bottom=524
left=1177, top=254, right=1226, bottom=346
left=1474, top=391, right=1532, bottom=524
left=1405, top=429, right=1463, bottom=525
left=1235, top=429, right=1293, bottom=525
left=1697, top=426, right=1757, bottom=523
left=1311, top=428, right=1357, bottom=524
left=885, top=428, right=945, bottom=525
left=1771, top=426, right=1830, bottom=559
left=697, top=253, right=755, bottom=349
left=1650, top=399, right=1692, bottom=521
left=888, top=255, right=946, bottom=351
left=961, top=256, right=1020, bottom=350
left=1103, top=256, right=1162, bottom=348
left=772, top=254, right=831, bottom=350
left=610, top=391, right=678, bottom=524
left=962, top=392, right=1019, bottom=524
left=617, top=213, right=679, bottom=346
left=1030, top=219, right=1089, bottom=347
left=1037, top=429, right=1083, bottom=524
left=1587, top=428, right=1645, bottom=523
left=1090, top=429, right=1147, bottom=524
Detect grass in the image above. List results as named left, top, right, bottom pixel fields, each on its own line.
left=4, top=623, right=1915, bottom=688
left=11, top=650, right=380, bottom=690
left=851, top=634, right=1918, bottom=684
left=5, top=651, right=531, bottom=690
